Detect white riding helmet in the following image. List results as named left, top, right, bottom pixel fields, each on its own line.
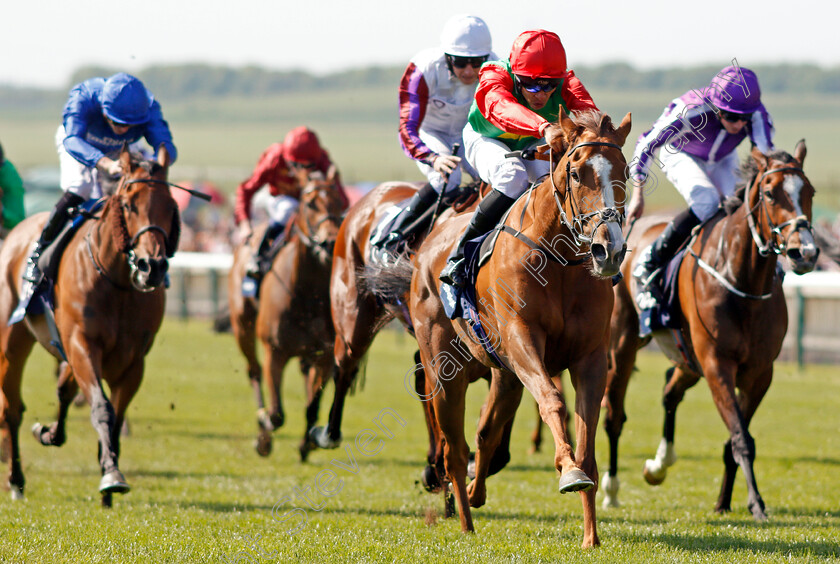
left=440, top=14, right=492, bottom=57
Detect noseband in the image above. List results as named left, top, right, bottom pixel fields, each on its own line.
left=746, top=166, right=813, bottom=256
left=295, top=186, right=343, bottom=256
left=549, top=141, right=625, bottom=245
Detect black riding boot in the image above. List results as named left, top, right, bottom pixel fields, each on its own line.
left=439, top=190, right=516, bottom=289
left=246, top=221, right=286, bottom=279
left=23, top=191, right=85, bottom=285
left=380, top=183, right=439, bottom=252
left=633, top=208, right=701, bottom=292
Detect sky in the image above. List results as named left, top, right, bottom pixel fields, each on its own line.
left=3, top=0, right=837, bottom=89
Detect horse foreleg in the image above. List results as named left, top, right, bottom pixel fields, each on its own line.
left=529, top=400, right=543, bottom=454
left=232, top=299, right=264, bottom=410
left=569, top=355, right=607, bottom=549
left=299, top=356, right=330, bottom=462
left=431, top=373, right=473, bottom=532
left=602, top=338, right=636, bottom=508
left=255, top=344, right=289, bottom=457
left=33, top=362, right=77, bottom=447
left=1, top=328, right=35, bottom=499
left=467, top=369, right=523, bottom=508
left=643, top=367, right=700, bottom=485
left=713, top=373, right=771, bottom=520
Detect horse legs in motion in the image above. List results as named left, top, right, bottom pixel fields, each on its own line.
left=32, top=361, right=78, bottom=448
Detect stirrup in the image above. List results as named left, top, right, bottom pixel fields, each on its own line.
left=439, top=258, right=466, bottom=288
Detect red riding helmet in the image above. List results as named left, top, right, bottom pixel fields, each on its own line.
left=282, top=126, right=322, bottom=163
left=510, top=30, right=567, bottom=79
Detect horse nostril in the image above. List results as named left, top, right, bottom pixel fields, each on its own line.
left=136, top=258, right=151, bottom=273
left=591, top=243, right=607, bottom=263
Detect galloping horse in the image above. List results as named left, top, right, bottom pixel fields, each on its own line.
left=602, top=142, right=818, bottom=518
left=0, top=145, right=179, bottom=505
left=410, top=110, right=631, bottom=547
left=228, top=167, right=344, bottom=460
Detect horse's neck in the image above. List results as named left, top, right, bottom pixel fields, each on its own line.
left=709, top=204, right=778, bottom=294
left=517, top=183, right=582, bottom=260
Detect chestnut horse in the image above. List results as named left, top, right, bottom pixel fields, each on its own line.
left=228, top=168, right=345, bottom=460
left=0, top=145, right=179, bottom=506
left=602, top=142, right=818, bottom=518
left=409, top=110, right=631, bottom=547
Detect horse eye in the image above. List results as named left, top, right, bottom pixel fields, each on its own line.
left=570, top=170, right=580, bottom=182
left=764, top=189, right=775, bottom=201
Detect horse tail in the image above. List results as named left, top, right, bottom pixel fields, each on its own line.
left=357, top=256, right=414, bottom=303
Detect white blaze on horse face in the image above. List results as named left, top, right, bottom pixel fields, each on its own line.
left=783, top=173, right=805, bottom=216
left=588, top=154, right=623, bottom=241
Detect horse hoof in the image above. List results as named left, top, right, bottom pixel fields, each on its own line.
left=298, top=440, right=316, bottom=462
left=643, top=459, right=667, bottom=486
left=558, top=469, right=595, bottom=494
left=308, top=426, right=341, bottom=449
left=31, top=423, right=46, bottom=443
left=255, top=429, right=272, bottom=457
left=420, top=465, right=442, bottom=493
left=99, top=470, right=131, bottom=494
left=9, top=484, right=24, bottom=500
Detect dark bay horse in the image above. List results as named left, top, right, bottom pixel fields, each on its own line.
left=0, top=145, right=179, bottom=505
left=410, top=110, right=631, bottom=547
left=228, top=167, right=345, bottom=460
left=603, top=142, right=818, bottom=518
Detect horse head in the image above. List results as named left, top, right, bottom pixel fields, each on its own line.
left=547, top=109, right=632, bottom=277
left=294, top=165, right=344, bottom=264
left=109, top=144, right=180, bottom=291
left=745, top=141, right=819, bottom=275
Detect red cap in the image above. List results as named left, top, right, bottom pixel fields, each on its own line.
left=282, top=126, right=322, bottom=163
left=510, top=30, right=567, bottom=79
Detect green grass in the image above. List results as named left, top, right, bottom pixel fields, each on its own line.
left=0, top=321, right=837, bottom=563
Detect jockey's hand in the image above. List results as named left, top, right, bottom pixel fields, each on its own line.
left=543, top=124, right=564, bottom=148
left=98, top=157, right=123, bottom=178
left=432, top=154, right=461, bottom=176
left=626, top=180, right=645, bottom=221
left=238, top=221, right=253, bottom=242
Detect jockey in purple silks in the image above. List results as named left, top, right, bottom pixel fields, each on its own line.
left=626, top=65, right=775, bottom=335
left=378, top=14, right=496, bottom=253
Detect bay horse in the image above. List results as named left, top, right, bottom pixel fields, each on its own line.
left=409, top=110, right=631, bottom=547
left=0, top=144, right=179, bottom=506
left=602, top=142, right=818, bottom=518
left=228, top=167, right=345, bottom=460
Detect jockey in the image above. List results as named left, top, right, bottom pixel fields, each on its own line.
left=22, top=72, right=177, bottom=289
left=439, top=29, right=599, bottom=288
left=0, top=141, right=26, bottom=233
left=627, top=64, right=775, bottom=332
left=234, top=126, right=349, bottom=279
left=379, top=14, right=495, bottom=253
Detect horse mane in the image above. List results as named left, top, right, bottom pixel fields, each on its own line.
left=103, top=194, right=131, bottom=252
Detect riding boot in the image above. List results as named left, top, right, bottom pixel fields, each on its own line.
left=439, top=190, right=516, bottom=289
left=22, top=191, right=85, bottom=285
left=634, top=208, right=701, bottom=336
left=246, top=222, right=286, bottom=280
left=380, top=183, right=438, bottom=253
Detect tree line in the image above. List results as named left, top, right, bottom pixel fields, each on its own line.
left=2, top=61, right=838, bottom=108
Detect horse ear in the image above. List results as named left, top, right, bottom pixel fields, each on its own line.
left=119, top=142, right=133, bottom=173
left=558, top=107, right=578, bottom=141
left=157, top=143, right=171, bottom=169
left=614, top=112, right=632, bottom=146
left=793, top=139, right=807, bottom=166
left=327, top=164, right=340, bottom=184
left=751, top=145, right=769, bottom=170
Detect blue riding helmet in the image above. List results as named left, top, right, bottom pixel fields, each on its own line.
left=101, top=73, right=153, bottom=125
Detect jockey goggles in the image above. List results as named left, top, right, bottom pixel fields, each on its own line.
left=288, top=160, right=317, bottom=171
left=516, top=75, right=561, bottom=93
left=719, top=109, right=752, bottom=123
left=446, top=54, right=488, bottom=69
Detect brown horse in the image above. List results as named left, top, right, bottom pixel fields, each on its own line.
left=0, top=145, right=179, bottom=506
left=228, top=167, right=345, bottom=460
left=409, top=110, right=631, bottom=547
left=602, top=142, right=818, bottom=518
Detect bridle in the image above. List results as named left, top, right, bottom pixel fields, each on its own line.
left=294, top=185, right=343, bottom=257
left=549, top=140, right=625, bottom=246
left=746, top=165, right=814, bottom=257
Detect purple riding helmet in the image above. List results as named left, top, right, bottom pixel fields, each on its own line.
left=706, top=65, right=762, bottom=114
